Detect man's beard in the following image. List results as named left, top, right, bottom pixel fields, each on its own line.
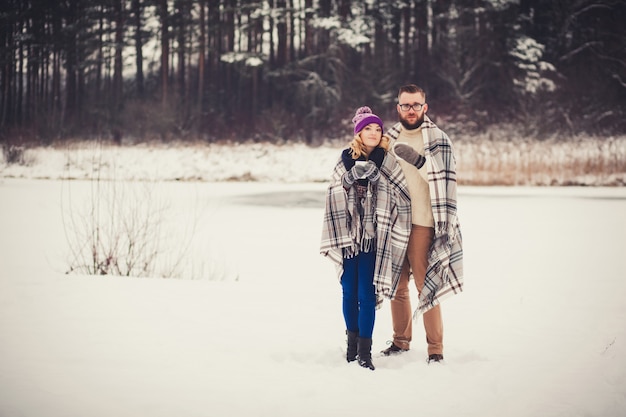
left=399, top=114, right=425, bottom=130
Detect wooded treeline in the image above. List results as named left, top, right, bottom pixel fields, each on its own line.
left=1, top=0, right=625, bottom=144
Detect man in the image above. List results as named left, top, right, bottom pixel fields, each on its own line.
left=382, top=84, right=464, bottom=363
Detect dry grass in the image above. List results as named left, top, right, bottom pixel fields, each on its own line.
left=455, top=134, right=626, bottom=186
left=2, top=129, right=625, bottom=186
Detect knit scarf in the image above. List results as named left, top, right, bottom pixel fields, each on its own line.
left=341, top=181, right=376, bottom=258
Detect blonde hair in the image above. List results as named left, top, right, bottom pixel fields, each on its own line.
left=348, top=134, right=390, bottom=159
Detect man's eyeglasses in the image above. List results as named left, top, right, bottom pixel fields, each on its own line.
left=399, top=103, right=425, bottom=112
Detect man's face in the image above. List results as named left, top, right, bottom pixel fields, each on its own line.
left=397, top=92, right=428, bottom=130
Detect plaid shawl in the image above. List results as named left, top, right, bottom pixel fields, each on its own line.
left=320, top=151, right=412, bottom=307
left=387, top=116, right=464, bottom=317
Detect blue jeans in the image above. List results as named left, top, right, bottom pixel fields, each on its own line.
left=341, top=250, right=376, bottom=339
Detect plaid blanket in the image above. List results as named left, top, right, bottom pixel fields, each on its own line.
left=387, top=116, right=464, bottom=317
left=320, top=151, right=412, bottom=307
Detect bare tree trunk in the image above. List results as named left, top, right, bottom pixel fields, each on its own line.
left=159, top=0, right=169, bottom=109
left=26, top=13, right=39, bottom=128
left=132, top=0, right=144, bottom=97
left=373, top=1, right=385, bottom=64
left=224, top=0, right=235, bottom=119
left=268, top=0, right=275, bottom=68
left=276, top=0, right=287, bottom=68
left=288, top=0, right=295, bottom=62
left=176, top=0, right=187, bottom=104
left=206, top=0, right=220, bottom=117
left=95, top=4, right=103, bottom=100
left=113, top=0, right=124, bottom=103
left=64, top=0, right=81, bottom=128
left=17, top=18, right=24, bottom=125
left=0, top=13, right=10, bottom=127
left=318, top=0, right=331, bottom=55
left=399, top=2, right=410, bottom=76
left=110, top=0, right=125, bottom=142
left=303, top=0, right=313, bottom=57
left=416, top=0, right=429, bottom=82
left=52, top=14, right=62, bottom=128
left=225, top=0, right=235, bottom=52
left=197, top=0, right=205, bottom=112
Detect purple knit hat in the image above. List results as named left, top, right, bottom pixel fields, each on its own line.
left=352, top=106, right=383, bottom=135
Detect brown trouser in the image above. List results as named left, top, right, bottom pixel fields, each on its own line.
left=390, top=225, right=443, bottom=355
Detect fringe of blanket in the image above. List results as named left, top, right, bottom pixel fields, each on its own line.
left=342, top=237, right=375, bottom=259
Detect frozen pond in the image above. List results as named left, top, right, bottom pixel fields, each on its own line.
left=1, top=179, right=625, bottom=417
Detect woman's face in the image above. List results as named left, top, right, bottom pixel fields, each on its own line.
left=359, top=123, right=383, bottom=154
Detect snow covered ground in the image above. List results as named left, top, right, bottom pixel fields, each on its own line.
left=1, top=137, right=625, bottom=185
left=1, top=143, right=625, bottom=416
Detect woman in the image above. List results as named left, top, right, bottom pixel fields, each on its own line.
left=320, top=106, right=412, bottom=370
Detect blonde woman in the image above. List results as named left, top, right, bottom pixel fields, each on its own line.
left=320, top=107, right=411, bottom=370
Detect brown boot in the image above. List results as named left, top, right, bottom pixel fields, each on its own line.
left=380, top=342, right=409, bottom=356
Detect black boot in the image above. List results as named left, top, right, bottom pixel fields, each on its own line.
left=346, top=330, right=358, bottom=362
left=357, top=337, right=375, bottom=370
